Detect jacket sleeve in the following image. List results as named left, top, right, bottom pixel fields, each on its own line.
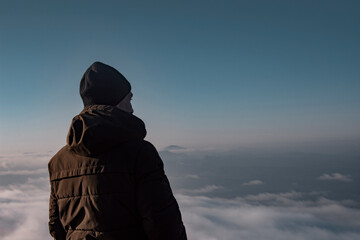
left=135, top=141, right=187, bottom=240
left=49, top=182, right=66, bottom=240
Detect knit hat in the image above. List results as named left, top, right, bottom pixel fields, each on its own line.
left=80, top=62, right=131, bottom=106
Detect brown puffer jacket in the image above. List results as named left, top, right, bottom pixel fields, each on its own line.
left=48, top=105, right=187, bottom=240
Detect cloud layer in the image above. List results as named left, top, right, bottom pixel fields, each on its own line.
left=0, top=177, right=50, bottom=240
left=178, top=192, right=360, bottom=240
left=242, top=180, right=263, bottom=186
left=0, top=148, right=359, bottom=239
left=318, top=173, right=352, bottom=182
left=1, top=175, right=359, bottom=240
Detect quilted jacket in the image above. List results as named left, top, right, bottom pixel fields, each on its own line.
left=48, top=105, right=187, bottom=240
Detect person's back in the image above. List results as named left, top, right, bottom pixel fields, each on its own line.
left=48, top=62, right=187, bottom=240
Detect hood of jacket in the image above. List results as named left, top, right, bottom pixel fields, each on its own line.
left=66, top=105, right=146, bottom=156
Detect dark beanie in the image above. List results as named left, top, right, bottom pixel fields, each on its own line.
left=80, top=61, right=131, bottom=106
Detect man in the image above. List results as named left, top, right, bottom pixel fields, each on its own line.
left=48, top=62, right=187, bottom=240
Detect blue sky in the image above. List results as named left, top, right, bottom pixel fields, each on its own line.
left=0, top=0, right=359, bottom=152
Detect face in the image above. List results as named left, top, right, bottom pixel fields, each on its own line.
left=116, top=92, right=133, bottom=113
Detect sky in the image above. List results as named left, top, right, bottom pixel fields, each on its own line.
left=0, top=1, right=360, bottom=239
left=0, top=0, right=359, bottom=152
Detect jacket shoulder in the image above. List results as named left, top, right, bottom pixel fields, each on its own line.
left=48, top=146, right=69, bottom=170
left=135, top=140, right=164, bottom=176
left=48, top=146, right=76, bottom=181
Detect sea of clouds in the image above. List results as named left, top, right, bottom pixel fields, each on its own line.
left=0, top=146, right=359, bottom=240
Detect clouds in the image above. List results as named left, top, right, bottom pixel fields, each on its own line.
left=177, top=192, right=360, bottom=240
left=0, top=152, right=52, bottom=171
left=0, top=151, right=51, bottom=239
left=0, top=177, right=50, bottom=240
left=243, top=180, right=263, bottom=186
left=0, top=148, right=359, bottom=239
left=179, top=185, right=223, bottom=194
left=163, top=145, right=187, bottom=152
left=163, top=147, right=360, bottom=239
left=0, top=168, right=48, bottom=176
left=1, top=175, right=360, bottom=240
left=318, top=173, right=352, bottom=182
left=163, top=146, right=359, bottom=201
